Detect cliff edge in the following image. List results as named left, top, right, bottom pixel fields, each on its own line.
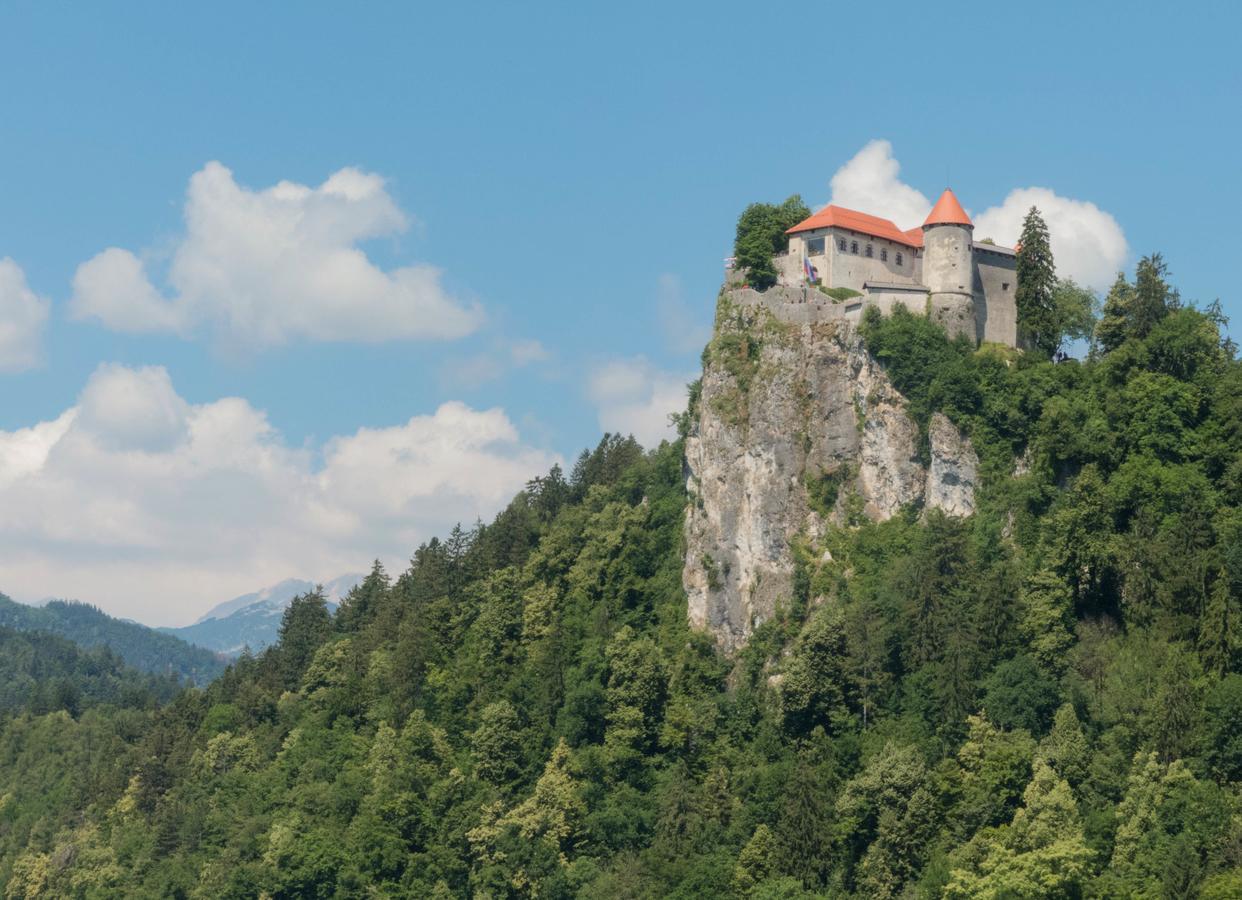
left=682, top=286, right=979, bottom=652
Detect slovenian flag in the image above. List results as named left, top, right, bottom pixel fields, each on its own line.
left=803, top=255, right=818, bottom=283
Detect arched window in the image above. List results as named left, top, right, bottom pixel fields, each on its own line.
left=838, top=238, right=847, bottom=252
left=896, top=252, right=904, bottom=266
left=880, top=249, right=888, bottom=262
left=865, top=244, right=874, bottom=258
left=850, top=241, right=859, bottom=254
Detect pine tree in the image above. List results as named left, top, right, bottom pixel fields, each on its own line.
left=1200, top=569, right=1238, bottom=676
left=1036, top=703, right=1089, bottom=786
left=1130, top=253, right=1178, bottom=339
left=732, top=824, right=779, bottom=897
left=1015, top=206, right=1059, bottom=357
left=944, top=762, right=1092, bottom=898
left=1094, top=271, right=1135, bottom=353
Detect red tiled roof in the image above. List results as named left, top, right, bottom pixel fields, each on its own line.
left=923, top=188, right=972, bottom=227
left=786, top=204, right=923, bottom=248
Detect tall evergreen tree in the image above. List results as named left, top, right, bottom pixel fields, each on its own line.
left=1130, top=252, right=1178, bottom=338
left=1094, top=271, right=1135, bottom=353
left=1015, top=206, right=1059, bottom=357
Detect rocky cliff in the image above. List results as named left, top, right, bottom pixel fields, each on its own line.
left=682, top=286, right=979, bottom=652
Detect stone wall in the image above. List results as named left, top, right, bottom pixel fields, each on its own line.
left=974, top=248, right=1018, bottom=346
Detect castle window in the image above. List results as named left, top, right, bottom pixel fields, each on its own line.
left=880, top=249, right=888, bottom=262
left=838, top=238, right=847, bottom=252
left=806, top=237, right=825, bottom=255
left=1002, top=282, right=1010, bottom=291
left=896, top=252, right=904, bottom=266
left=850, top=241, right=858, bottom=255
left=865, top=244, right=873, bottom=258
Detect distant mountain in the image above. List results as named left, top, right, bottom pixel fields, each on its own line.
left=161, top=574, right=363, bottom=656
left=0, top=593, right=226, bottom=685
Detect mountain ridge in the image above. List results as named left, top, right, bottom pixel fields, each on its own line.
left=161, top=573, right=363, bottom=655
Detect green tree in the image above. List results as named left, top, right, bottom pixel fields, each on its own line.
left=1015, top=206, right=1059, bottom=357
left=1095, top=271, right=1135, bottom=353
left=473, top=699, right=525, bottom=787
left=944, top=762, right=1092, bottom=899
left=953, top=713, right=1037, bottom=839
left=733, top=195, right=810, bottom=290
left=277, top=588, right=333, bottom=688
left=1036, top=704, right=1089, bottom=787
left=778, top=604, right=851, bottom=734
left=732, top=824, right=779, bottom=897
left=1130, top=252, right=1178, bottom=339
left=1050, top=278, right=1098, bottom=349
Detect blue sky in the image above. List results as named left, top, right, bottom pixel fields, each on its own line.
left=0, top=1, right=1238, bottom=623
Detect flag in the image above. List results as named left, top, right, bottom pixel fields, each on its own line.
left=803, top=255, right=818, bottom=283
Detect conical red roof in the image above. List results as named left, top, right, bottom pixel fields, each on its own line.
left=923, top=188, right=972, bottom=227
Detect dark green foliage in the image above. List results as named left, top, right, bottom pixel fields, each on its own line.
left=980, top=655, right=1060, bottom=734
left=733, top=195, right=810, bottom=289
left=0, top=592, right=225, bottom=684
left=1094, top=253, right=1181, bottom=353
left=1, top=255, right=1242, bottom=896
left=0, top=624, right=180, bottom=713
left=1015, top=206, right=1060, bottom=356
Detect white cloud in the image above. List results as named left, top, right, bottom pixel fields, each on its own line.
left=974, top=187, right=1128, bottom=291
left=0, top=258, right=51, bottom=372
left=0, top=364, right=558, bottom=624
left=828, top=140, right=931, bottom=229
left=588, top=357, right=692, bottom=448
left=69, top=162, right=483, bottom=347
left=827, top=141, right=1128, bottom=290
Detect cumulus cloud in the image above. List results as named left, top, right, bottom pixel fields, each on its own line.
left=588, top=357, right=692, bottom=448
left=826, top=141, right=1128, bottom=290
left=828, top=140, right=931, bottom=229
left=0, top=364, right=558, bottom=624
left=69, top=162, right=483, bottom=347
left=0, top=258, right=51, bottom=372
left=974, top=188, right=1128, bottom=291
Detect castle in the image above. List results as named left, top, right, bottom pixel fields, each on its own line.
left=773, top=188, right=1018, bottom=347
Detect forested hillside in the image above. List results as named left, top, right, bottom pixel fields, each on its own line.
left=0, top=625, right=183, bottom=715
left=0, top=595, right=225, bottom=684
left=2, top=257, right=1242, bottom=898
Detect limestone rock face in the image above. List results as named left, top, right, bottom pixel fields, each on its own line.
left=682, top=289, right=978, bottom=652
left=926, top=412, right=979, bottom=517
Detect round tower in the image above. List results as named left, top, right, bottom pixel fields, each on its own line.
left=921, top=188, right=977, bottom=342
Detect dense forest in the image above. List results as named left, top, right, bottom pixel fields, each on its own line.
left=2, top=249, right=1242, bottom=898
left=0, top=595, right=225, bottom=685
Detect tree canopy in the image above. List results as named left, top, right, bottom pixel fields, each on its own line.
left=0, top=259, right=1240, bottom=897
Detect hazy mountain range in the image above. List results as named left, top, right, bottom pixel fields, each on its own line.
left=159, top=574, right=363, bottom=656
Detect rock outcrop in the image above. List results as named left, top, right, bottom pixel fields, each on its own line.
left=682, top=287, right=978, bottom=652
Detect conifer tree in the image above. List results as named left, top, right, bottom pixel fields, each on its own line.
left=1094, top=272, right=1135, bottom=353
left=1200, top=570, right=1238, bottom=676
left=1015, top=206, right=1059, bottom=357
left=1130, top=252, right=1178, bottom=338
left=732, top=824, right=779, bottom=896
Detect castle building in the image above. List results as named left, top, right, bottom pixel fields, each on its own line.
left=779, top=188, right=1018, bottom=347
